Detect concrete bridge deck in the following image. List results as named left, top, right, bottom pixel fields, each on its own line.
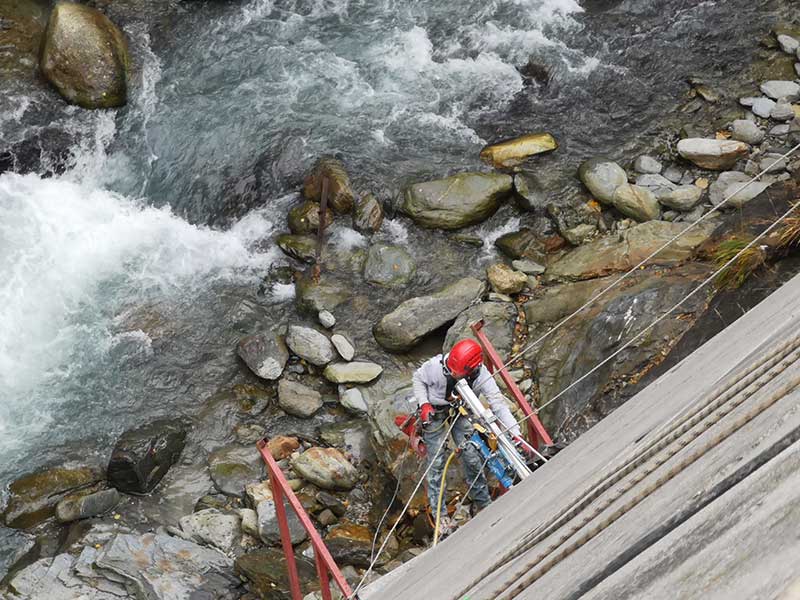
left=363, top=272, right=800, bottom=600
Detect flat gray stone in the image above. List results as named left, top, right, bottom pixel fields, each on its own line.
left=339, top=387, right=368, bottom=414
left=285, top=325, right=334, bottom=366
left=323, top=361, right=383, bottom=384
left=512, top=259, right=546, bottom=275
left=277, top=379, right=323, bottom=418
left=709, top=171, right=772, bottom=208
left=633, top=155, right=662, bottom=174
left=778, top=34, right=800, bottom=54
left=331, top=333, right=355, bottom=361
left=752, top=97, right=777, bottom=118
left=760, top=80, right=800, bottom=101
left=318, top=310, right=336, bottom=329
left=771, top=103, right=796, bottom=121
left=760, top=153, right=788, bottom=173
left=662, top=166, right=684, bottom=184
left=635, top=173, right=677, bottom=191
left=578, top=158, right=628, bottom=202
left=731, top=119, right=765, bottom=145
left=771, top=124, right=791, bottom=136
left=180, top=509, right=243, bottom=554
left=657, top=185, right=704, bottom=211
left=257, top=499, right=308, bottom=546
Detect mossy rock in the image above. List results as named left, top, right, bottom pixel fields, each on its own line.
left=288, top=200, right=333, bottom=235
left=302, top=157, right=355, bottom=214
left=276, top=233, right=317, bottom=263
left=1, top=0, right=48, bottom=77
left=3, top=465, right=104, bottom=529
left=40, top=2, right=130, bottom=109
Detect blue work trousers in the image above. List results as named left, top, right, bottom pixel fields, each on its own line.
left=422, top=413, right=492, bottom=517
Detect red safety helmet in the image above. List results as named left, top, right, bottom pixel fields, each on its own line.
left=446, top=339, right=484, bottom=379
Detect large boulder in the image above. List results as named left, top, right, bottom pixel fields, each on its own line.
left=373, top=277, right=486, bottom=352
left=236, top=332, right=289, bottom=380
left=3, top=464, right=104, bottom=529
left=353, top=193, right=384, bottom=234
left=611, top=184, right=660, bottom=221
left=40, top=2, right=129, bottom=109
left=303, top=157, right=355, bottom=214
left=257, top=499, right=308, bottom=546
left=291, top=448, right=359, bottom=490
left=401, top=172, right=513, bottom=230
left=7, top=533, right=237, bottom=600
left=208, top=444, right=266, bottom=497
left=55, top=489, right=120, bottom=524
left=277, top=379, right=323, bottom=418
left=285, top=325, right=334, bottom=366
left=288, top=200, right=332, bottom=235
left=323, top=362, right=383, bottom=384
left=545, top=220, right=717, bottom=282
left=487, top=263, right=528, bottom=294
left=107, top=419, right=186, bottom=495
left=578, top=158, right=628, bottom=203
left=479, top=133, right=558, bottom=169
left=444, top=301, right=517, bottom=359
left=677, top=138, right=749, bottom=170
left=180, top=508, right=243, bottom=555
left=363, top=244, right=416, bottom=287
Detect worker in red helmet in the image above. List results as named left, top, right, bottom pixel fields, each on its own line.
left=412, top=338, right=523, bottom=533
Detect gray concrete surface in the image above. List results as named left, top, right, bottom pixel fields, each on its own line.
left=362, top=273, right=800, bottom=600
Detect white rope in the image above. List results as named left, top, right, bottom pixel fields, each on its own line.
left=489, top=142, right=800, bottom=382
left=499, top=198, right=800, bottom=440
left=348, top=417, right=459, bottom=599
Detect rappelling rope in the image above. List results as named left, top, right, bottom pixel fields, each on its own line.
left=488, top=142, right=800, bottom=385
left=348, top=416, right=459, bottom=599
left=451, top=199, right=800, bottom=600
left=496, top=197, right=800, bottom=443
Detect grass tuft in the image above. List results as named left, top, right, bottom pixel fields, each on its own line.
left=713, top=238, right=767, bottom=289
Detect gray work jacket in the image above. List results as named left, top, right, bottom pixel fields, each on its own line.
left=412, top=354, right=522, bottom=437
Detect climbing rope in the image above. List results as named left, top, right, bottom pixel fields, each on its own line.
left=488, top=142, right=800, bottom=383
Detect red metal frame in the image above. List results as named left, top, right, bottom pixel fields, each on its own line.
left=256, top=439, right=356, bottom=600
left=471, top=319, right=553, bottom=449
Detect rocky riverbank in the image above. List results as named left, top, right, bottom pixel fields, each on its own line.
left=4, top=3, right=800, bottom=599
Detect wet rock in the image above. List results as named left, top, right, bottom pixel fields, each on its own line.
left=267, top=436, right=301, bottom=461
left=277, top=233, right=317, bottom=263
left=578, top=158, right=628, bottom=203
left=237, top=332, right=289, bottom=380
left=709, top=171, right=772, bottom=208
left=323, top=362, right=383, bottom=384
left=180, top=509, right=243, bottom=555
left=487, top=263, right=528, bottom=294
left=353, top=193, right=384, bottom=234
left=208, top=445, right=265, bottom=497
left=633, top=155, right=662, bottom=174
left=731, top=119, right=765, bottom=145
left=546, top=202, right=601, bottom=246
left=324, top=522, right=375, bottom=567
left=55, top=489, right=120, bottom=524
left=331, top=334, right=355, bottom=361
left=339, top=387, right=368, bottom=414
left=317, top=508, right=338, bottom=527
left=235, top=548, right=316, bottom=598
left=771, top=103, right=796, bottom=121
left=363, top=244, right=416, bottom=287
left=512, top=259, right=545, bottom=275
left=316, top=492, right=347, bottom=517
left=658, top=185, right=704, bottom=211
left=479, top=133, right=557, bottom=169
left=760, top=80, right=800, bottom=101
left=295, top=274, right=349, bottom=314
left=40, top=3, right=129, bottom=108
left=303, top=157, right=355, bottom=214
left=401, top=172, right=513, bottom=230
left=513, top=171, right=547, bottom=211
left=318, top=420, right=375, bottom=465
left=107, top=419, right=186, bottom=495
left=545, top=220, right=716, bottom=282
left=373, top=277, right=486, bottom=352
left=288, top=200, right=333, bottom=235
left=291, top=448, right=358, bottom=490
left=677, top=138, right=749, bottom=170
left=257, top=499, right=308, bottom=546
left=318, top=310, right=336, bottom=329
left=444, top=301, right=516, bottom=358
left=277, top=379, right=323, bottom=418
left=778, top=34, right=800, bottom=54
left=3, top=465, right=104, bottom=529
left=495, top=228, right=546, bottom=262
left=611, top=184, right=660, bottom=221
left=286, top=325, right=334, bottom=366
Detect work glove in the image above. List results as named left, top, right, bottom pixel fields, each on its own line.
left=420, top=403, right=435, bottom=426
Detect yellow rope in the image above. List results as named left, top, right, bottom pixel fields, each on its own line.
left=433, top=450, right=458, bottom=547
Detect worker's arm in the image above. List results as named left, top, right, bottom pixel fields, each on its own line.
left=412, top=360, right=431, bottom=408
left=473, top=367, right=522, bottom=437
